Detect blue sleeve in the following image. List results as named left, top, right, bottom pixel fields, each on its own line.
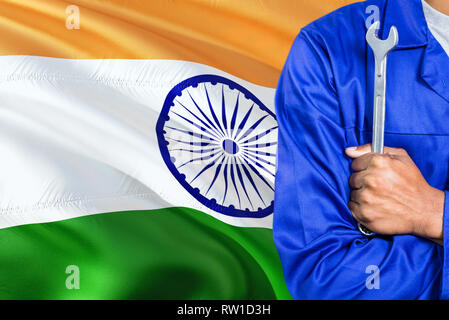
left=273, top=30, right=445, bottom=299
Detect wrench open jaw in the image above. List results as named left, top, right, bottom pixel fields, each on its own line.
left=366, top=21, right=399, bottom=80
left=357, top=21, right=399, bottom=236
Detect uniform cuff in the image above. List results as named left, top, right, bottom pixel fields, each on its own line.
left=441, top=190, right=449, bottom=299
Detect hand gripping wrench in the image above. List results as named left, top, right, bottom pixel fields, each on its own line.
left=357, top=21, right=399, bottom=236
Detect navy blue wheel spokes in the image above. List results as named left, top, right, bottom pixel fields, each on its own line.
left=156, top=75, right=277, bottom=218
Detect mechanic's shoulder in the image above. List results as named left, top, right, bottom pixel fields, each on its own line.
left=299, top=0, right=385, bottom=48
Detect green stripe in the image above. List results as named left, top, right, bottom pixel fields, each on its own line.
left=0, top=207, right=292, bottom=299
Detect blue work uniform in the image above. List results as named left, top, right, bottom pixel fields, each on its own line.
left=274, top=0, right=449, bottom=299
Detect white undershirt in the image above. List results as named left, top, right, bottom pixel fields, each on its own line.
left=422, top=0, right=449, bottom=55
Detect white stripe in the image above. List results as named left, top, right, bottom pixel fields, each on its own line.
left=0, top=56, right=276, bottom=229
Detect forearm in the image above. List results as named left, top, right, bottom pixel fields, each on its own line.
left=413, top=187, right=445, bottom=246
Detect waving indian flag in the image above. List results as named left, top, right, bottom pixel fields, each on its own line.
left=0, top=0, right=352, bottom=299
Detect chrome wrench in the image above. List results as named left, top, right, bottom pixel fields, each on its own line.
left=357, top=21, right=399, bottom=236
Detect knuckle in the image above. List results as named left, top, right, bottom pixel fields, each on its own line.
left=364, top=174, right=376, bottom=188
left=360, top=191, right=372, bottom=205
left=364, top=173, right=382, bottom=189
left=371, top=155, right=385, bottom=167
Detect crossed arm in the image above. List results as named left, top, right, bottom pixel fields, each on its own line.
left=274, top=29, right=447, bottom=299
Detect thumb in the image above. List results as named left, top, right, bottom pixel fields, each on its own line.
left=345, top=144, right=372, bottom=158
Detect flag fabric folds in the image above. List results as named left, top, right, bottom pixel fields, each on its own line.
left=0, top=0, right=354, bottom=299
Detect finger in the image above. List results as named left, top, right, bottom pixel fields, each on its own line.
left=351, top=152, right=377, bottom=172
left=349, top=200, right=371, bottom=225
left=345, top=144, right=372, bottom=158
left=350, top=189, right=363, bottom=204
left=348, top=201, right=360, bottom=219
left=349, top=171, right=368, bottom=189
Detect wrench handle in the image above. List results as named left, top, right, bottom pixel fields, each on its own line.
left=372, top=56, right=387, bottom=154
